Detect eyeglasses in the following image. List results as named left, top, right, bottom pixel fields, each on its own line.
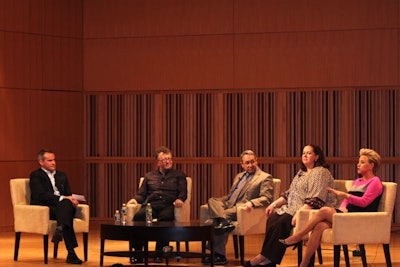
left=158, top=157, right=172, bottom=162
left=243, top=160, right=256, bottom=165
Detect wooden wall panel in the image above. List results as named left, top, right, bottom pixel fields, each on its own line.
left=42, top=0, right=83, bottom=37
left=0, top=89, right=43, bottom=160
left=42, top=36, right=83, bottom=90
left=0, top=0, right=32, bottom=33
left=84, top=0, right=233, bottom=38
left=0, top=90, right=83, bottom=160
left=85, top=90, right=400, bottom=222
left=234, top=30, right=398, bottom=88
left=0, top=32, right=42, bottom=89
left=0, top=0, right=84, bottom=228
left=84, top=36, right=234, bottom=91
left=234, top=0, right=398, bottom=33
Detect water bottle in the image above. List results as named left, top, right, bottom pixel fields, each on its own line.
left=114, top=210, right=121, bottom=224
left=121, top=203, right=127, bottom=225
left=145, top=203, right=153, bottom=224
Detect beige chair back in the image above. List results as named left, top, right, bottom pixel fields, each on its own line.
left=10, top=178, right=31, bottom=206
left=379, top=182, right=397, bottom=215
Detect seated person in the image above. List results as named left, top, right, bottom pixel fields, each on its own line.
left=126, top=146, right=187, bottom=264
left=245, top=144, right=337, bottom=267
left=280, top=148, right=383, bottom=267
left=202, top=150, right=274, bottom=265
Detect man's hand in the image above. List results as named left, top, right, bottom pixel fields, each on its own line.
left=173, top=199, right=184, bottom=208
left=64, top=196, right=79, bottom=207
left=242, top=201, right=253, bottom=212
left=127, top=198, right=138, bottom=205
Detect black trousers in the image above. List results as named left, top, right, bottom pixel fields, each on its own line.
left=260, top=212, right=293, bottom=264
left=131, top=200, right=175, bottom=252
left=50, top=199, right=78, bottom=250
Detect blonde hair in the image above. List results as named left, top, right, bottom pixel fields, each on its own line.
left=359, top=148, right=381, bottom=173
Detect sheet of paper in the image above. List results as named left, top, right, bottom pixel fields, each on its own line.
left=72, top=194, right=86, bottom=202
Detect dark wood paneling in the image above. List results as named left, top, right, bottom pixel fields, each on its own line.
left=234, top=0, right=398, bottom=33
left=84, top=0, right=233, bottom=38
left=42, top=0, right=83, bottom=37
left=84, top=35, right=234, bottom=91
left=1, top=32, right=42, bottom=89
left=0, top=0, right=32, bottom=33
left=234, top=30, right=398, bottom=88
left=84, top=90, right=400, bottom=223
left=0, top=90, right=83, bottom=160
left=42, top=36, right=83, bottom=90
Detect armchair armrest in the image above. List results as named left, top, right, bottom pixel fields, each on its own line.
left=14, top=205, right=50, bottom=234
left=174, top=200, right=190, bottom=222
left=331, top=212, right=391, bottom=244
left=199, top=204, right=210, bottom=224
left=234, top=206, right=267, bottom=235
left=75, top=204, right=89, bottom=221
left=292, top=209, right=320, bottom=241
left=74, top=204, right=90, bottom=233
left=126, top=203, right=141, bottom=223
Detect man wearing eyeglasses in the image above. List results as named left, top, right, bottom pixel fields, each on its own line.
left=127, top=146, right=187, bottom=264
left=202, top=150, right=274, bottom=265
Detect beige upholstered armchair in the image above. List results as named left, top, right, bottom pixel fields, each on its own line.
left=10, top=178, right=90, bottom=264
left=200, top=178, right=281, bottom=265
left=297, top=180, right=397, bottom=267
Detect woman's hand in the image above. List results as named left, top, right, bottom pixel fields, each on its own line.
left=265, top=204, right=275, bottom=217
left=327, top=187, right=349, bottom=199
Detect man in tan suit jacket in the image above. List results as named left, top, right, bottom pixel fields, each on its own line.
left=203, top=150, right=274, bottom=265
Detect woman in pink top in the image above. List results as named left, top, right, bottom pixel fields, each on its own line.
left=279, top=148, right=383, bottom=267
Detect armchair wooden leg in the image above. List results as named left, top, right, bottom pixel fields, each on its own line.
left=14, top=232, right=21, bottom=261
left=317, top=245, right=323, bottom=264
left=239, top=235, right=245, bottom=266
left=308, top=253, right=315, bottom=267
left=297, top=243, right=303, bottom=265
left=383, top=243, right=392, bottom=267
left=333, top=245, right=340, bottom=267
left=342, top=245, right=350, bottom=267
left=83, top=232, right=89, bottom=261
left=43, top=234, right=49, bottom=264
left=232, top=235, right=239, bottom=259
left=359, top=244, right=367, bottom=267
left=53, top=241, right=59, bottom=258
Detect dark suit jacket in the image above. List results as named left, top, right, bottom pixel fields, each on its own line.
left=30, top=168, right=72, bottom=207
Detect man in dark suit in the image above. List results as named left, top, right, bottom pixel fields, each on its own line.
left=202, top=150, right=274, bottom=265
left=29, top=148, right=83, bottom=264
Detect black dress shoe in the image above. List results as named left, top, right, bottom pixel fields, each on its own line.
left=130, top=256, right=143, bottom=264
left=214, top=218, right=235, bottom=234
left=203, top=254, right=228, bottom=265
left=51, top=228, right=63, bottom=243
left=66, top=252, right=83, bottom=264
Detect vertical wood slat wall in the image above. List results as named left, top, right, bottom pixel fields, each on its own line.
left=85, top=89, right=400, bottom=223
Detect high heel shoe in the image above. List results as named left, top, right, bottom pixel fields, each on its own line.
left=243, top=260, right=276, bottom=267
left=278, top=239, right=300, bottom=250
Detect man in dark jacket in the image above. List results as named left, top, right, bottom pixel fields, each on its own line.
left=30, top=148, right=83, bottom=264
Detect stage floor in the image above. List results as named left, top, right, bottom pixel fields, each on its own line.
left=1, top=222, right=399, bottom=267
